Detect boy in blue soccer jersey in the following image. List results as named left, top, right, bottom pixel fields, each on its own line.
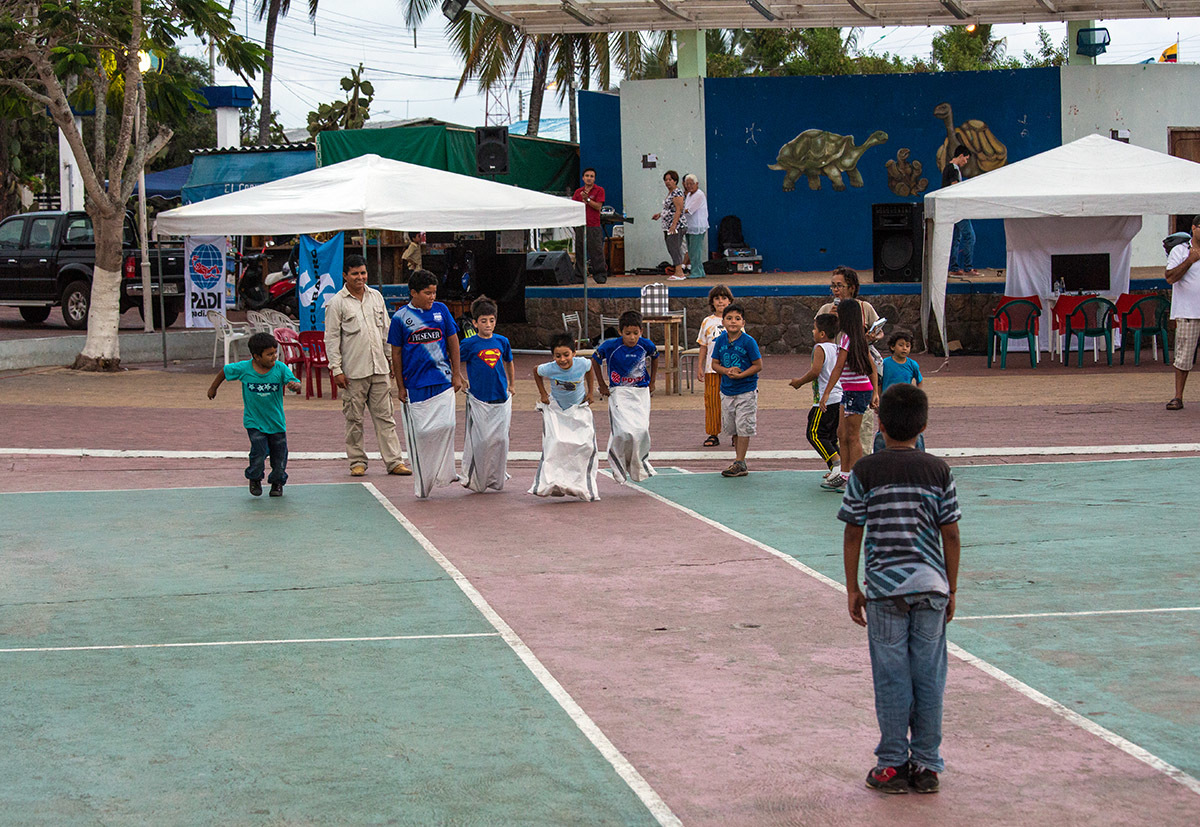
left=873, top=329, right=925, bottom=453
left=710, top=303, right=763, bottom=478
left=591, top=310, right=659, bottom=483
left=207, top=332, right=301, bottom=497
left=839, top=384, right=962, bottom=796
left=459, top=295, right=514, bottom=492
left=388, top=269, right=462, bottom=498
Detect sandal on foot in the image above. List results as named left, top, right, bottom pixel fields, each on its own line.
left=1167, top=398, right=1184, bottom=411
left=703, top=435, right=719, bottom=447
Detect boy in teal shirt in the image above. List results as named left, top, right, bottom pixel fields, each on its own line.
left=208, top=332, right=301, bottom=497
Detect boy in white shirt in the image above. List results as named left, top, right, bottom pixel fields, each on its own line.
left=790, top=313, right=843, bottom=485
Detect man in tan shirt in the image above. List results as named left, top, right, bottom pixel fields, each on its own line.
left=325, top=254, right=410, bottom=476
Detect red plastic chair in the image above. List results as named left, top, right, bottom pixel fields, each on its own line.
left=297, top=330, right=337, bottom=400
left=273, top=327, right=308, bottom=379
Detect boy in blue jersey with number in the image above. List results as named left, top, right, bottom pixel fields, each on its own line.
left=388, top=269, right=462, bottom=498
left=591, top=310, right=659, bottom=483
left=459, top=295, right=514, bottom=492
left=711, top=303, right=763, bottom=477
left=207, top=332, right=301, bottom=497
left=840, top=384, right=961, bottom=795
left=873, top=329, right=925, bottom=453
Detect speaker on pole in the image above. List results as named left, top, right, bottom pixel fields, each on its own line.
left=525, top=251, right=578, bottom=285
left=872, top=203, right=924, bottom=283
left=475, top=126, right=509, bottom=175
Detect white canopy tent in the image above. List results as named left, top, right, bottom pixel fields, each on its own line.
left=922, top=134, right=1200, bottom=354
left=156, top=153, right=584, bottom=235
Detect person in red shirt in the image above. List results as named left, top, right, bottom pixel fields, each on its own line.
left=573, top=168, right=608, bottom=283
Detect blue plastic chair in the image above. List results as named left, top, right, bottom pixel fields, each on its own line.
left=987, top=299, right=1041, bottom=369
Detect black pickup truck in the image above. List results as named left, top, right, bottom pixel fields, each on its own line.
left=0, top=210, right=186, bottom=329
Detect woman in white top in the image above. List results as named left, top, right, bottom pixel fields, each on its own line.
left=682, top=174, right=709, bottom=279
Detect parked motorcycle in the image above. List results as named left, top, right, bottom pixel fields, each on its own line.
left=234, top=242, right=298, bottom=317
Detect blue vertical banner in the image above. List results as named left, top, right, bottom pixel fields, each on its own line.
left=297, top=233, right=344, bottom=332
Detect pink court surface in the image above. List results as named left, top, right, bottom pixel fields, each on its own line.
left=2, top=351, right=1199, bottom=825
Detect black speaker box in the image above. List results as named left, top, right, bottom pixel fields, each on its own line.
left=475, top=126, right=509, bottom=175
left=872, top=203, right=924, bottom=283
left=525, top=251, right=578, bottom=285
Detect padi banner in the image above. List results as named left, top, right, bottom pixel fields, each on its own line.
left=185, top=235, right=227, bottom=328
left=298, top=233, right=344, bottom=332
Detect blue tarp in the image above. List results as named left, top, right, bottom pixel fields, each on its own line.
left=133, top=164, right=191, bottom=200
left=181, top=148, right=316, bottom=204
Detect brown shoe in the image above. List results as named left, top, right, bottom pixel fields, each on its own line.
left=350, top=464, right=367, bottom=477
left=1167, top=397, right=1184, bottom=411
left=388, top=462, right=413, bottom=476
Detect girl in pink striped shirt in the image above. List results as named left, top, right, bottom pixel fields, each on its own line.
left=819, top=299, right=880, bottom=489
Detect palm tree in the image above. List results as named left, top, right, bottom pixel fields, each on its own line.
left=236, top=0, right=318, bottom=144
left=404, top=2, right=644, bottom=137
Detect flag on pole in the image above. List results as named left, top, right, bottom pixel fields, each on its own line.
left=297, top=233, right=344, bottom=332
left=1159, top=43, right=1179, bottom=63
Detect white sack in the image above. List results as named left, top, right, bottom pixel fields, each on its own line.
left=401, top=389, right=458, bottom=499
left=605, top=386, right=656, bottom=484
left=462, top=394, right=511, bottom=493
left=529, top=401, right=600, bottom=502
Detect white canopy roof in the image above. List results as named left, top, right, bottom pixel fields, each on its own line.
left=475, top=1, right=1200, bottom=34
left=921, top=134, right=1200, bottom=352
left=155, top=153, right=585, bottom=236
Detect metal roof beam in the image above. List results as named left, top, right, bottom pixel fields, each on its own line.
left=845, top=0, right=879, bottom=19
left=651, top=0, right=692, bottom=22
left=471, top=0, right=521, bottom=26
left=940, top=0, right=973, bottom=20
left=1034, top=0, right=1057, bottom=12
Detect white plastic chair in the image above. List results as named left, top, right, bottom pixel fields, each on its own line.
left=207, top=310, right=251, bottom=366
left=561, top=311, right=589, bottom=349
left=245, top=310, right=275, bottom=334
left=261, top=308, right=298, bottom=331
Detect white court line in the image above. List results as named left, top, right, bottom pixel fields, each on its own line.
left=361, top=483, right=682, bottom=827
left=3, top=443, right=1200, bottom=462
left=629, top=483, right=1200, bottom=798
left=957, top=606, right=1200, bottom=621
left=0, top=633, right=499, bottom=654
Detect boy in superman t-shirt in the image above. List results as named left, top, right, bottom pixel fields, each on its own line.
left=458, top=295, right=514, bottom=492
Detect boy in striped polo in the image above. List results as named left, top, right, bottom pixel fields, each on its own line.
left=838, top=384, right=961, bottom=795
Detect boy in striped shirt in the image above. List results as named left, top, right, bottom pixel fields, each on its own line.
left=838, top=384, right=961, bottom=795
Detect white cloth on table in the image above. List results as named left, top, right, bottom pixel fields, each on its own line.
left=401, top=389, right=458, bottom=499
left=462, top=394, right=511, bottom=493
left=605, top=386, right=655, bottom=484
left=529, top=401, right=600, bottom=502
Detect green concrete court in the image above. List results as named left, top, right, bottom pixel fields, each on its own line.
left=0, top=484, right=659, bottom=825
left=642, top=457, right=1200, bottom=782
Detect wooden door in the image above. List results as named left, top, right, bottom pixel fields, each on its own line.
left=1168, top=129, right=1200, bottom=232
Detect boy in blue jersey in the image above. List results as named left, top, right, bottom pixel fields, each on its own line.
left=591, top=310, right=659, bottom=483
left=839, top=384, right=961, bottom=795
left=388, top=269, right=462, bottom=498
left=710, top=304, right=762, bottom=478
left=207, top=332, right=301, bottom=497
left=873, top=329, right=925, bottom=453
left=459, top=295, right=514, bottom=492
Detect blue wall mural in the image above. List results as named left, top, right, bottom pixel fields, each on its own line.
left=703, top=68, right=1062, bottom=272
left=578, top=90, right=623, bottom=216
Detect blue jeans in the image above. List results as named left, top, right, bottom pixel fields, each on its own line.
left=246, top=428, right=288, bottom=485
left=950, top=219, right=975, bottom=271
left=873, top=432, right=925, bottom=453
left=866, top=593, right=949, bottom=772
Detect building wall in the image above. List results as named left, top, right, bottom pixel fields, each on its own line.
left=1061, top=63, right=1200, bottom=267
left=703, top=69, right=1062, bottom=273
left=618, top=78, right=707, bottom=271
left=578, top=91, right=623, bottom=213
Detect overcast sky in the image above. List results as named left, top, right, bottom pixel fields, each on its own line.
left=184, top=4, right=1200, bottom=132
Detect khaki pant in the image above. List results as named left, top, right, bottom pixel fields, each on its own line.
left=343, top=374, right=405, bottom=471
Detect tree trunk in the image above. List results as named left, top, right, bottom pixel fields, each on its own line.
left=258, top=0, right=283, bottom=145
left=526, top=38, right=549, bottom=138
left=73, top=208, right=124, bottom=371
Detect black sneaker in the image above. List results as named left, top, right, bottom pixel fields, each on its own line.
left=908, top=764, right=939, bottom=794
left=865, top=764, right=909, bottom=794
left=249, top=479, right=263, bottom=496
left=269, top=482, right=284, bottom=497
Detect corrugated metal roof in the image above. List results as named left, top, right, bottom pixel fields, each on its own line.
left=472, top=1, right=1200, bottom=34
left=191, top=143, right=316, bottom=156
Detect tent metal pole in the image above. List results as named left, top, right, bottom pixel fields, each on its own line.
left=155, top=238, right=167, bottom=368
left=581, top=227, right=589, bottom=341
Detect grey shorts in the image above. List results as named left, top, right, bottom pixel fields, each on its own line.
left=1174, top=318, right=1200, bottom=372
left=721, top=390, right=758, bottom=437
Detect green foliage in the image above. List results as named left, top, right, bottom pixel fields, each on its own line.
left=1022, top=27, right=1069, bottom=68
left=306, top=63, right=373, bottom=138
left=930, top=24, right=1013, bottom=71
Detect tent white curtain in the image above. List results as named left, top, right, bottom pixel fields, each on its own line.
left=155, top=154, right=584, bottom=236
left=922, top=134, right=1200, bottom=355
